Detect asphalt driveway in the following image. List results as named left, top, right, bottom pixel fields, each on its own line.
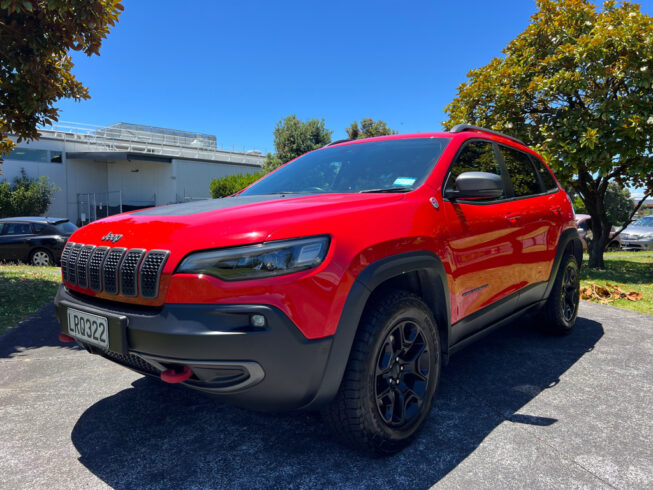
left=1, top=301, right=651, bottom=489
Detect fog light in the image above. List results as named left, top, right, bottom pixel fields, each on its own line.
left=251, top=314, right=266, bottom=327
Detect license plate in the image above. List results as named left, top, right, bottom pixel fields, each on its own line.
left=67, top=308, right=109, bottom=349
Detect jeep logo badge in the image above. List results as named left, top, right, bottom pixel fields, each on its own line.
left=101, top=232, right=123, bottom=243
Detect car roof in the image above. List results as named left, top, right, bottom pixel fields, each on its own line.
left=0, top=216, right=69, bottom=224
left=323, top=128, right=534, bottom=154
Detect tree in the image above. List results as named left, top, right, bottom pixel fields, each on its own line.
left=263, top=115, right=332, bottom=172
left=0, top=0, right=124, bottom=174
left=573, top=182, right=633, bottom=227
left=443, top=0, right=652, bottom=268
left=604, top=182, right=634, bottom=227
left=345, top=118, right=397, bottom=139
left=209, top=172, right=264, bottom=198
left=0, top=168, right=59, bottom=217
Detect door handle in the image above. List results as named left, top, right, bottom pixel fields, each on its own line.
left=505, top=213, right=521, bottom=223
left=550, top=206, right=561, bottom=215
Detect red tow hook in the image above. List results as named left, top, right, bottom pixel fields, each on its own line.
left=161, top=366, right=193, bottom=384
left=58, top=333, right=75, bottom=343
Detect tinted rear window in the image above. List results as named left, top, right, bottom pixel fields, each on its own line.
left=501, top=146, right=542, bottom=197
left=531, top=156, right=558, bottom=191
left=54, top=221, right=77, bottom=234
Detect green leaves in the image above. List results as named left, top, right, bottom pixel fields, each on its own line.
left=209, top=172, right=265, bottom=199
left=0, top=0, right=124, bottom=171
left=263, top=115, right=332, bottom=172
left=0, top=168, right=59, bottom=218
left=346, top=118, right=396, bottom=140
left=443, top=0, right=652, bottom=267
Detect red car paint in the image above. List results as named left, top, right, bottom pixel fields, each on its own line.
left=62, top=130, right=575, bottom=340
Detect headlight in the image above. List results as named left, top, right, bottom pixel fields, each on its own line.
left=176, top=236, right=330, bottom=281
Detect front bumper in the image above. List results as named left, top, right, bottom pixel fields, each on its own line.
left=54, top=285, right=333, bottom=411
left=620, top=239, right=653, bottom=251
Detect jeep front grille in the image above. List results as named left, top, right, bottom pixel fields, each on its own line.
left=61, top=242, right=169, bottom=299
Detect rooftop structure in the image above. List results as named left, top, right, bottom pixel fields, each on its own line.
left=39, top=121, right=266, bottom=166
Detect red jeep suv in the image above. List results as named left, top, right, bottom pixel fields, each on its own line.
left=55, top=125, right=582, bottom=454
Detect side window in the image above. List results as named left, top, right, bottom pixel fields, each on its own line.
left=32, top=223, right=46, bottom=233
left=530, top=156, right=558, bottom=191
left=445, top=140, right=505, bottom=199
left=501, top=146, right=542, bottom=197
left=4, top=223, right=32, bottom=235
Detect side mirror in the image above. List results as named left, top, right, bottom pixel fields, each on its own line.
left=445, top=171, right=504, bottom=200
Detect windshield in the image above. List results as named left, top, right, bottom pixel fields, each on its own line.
left=633, top=216, right=653, bottom=227
left=241, top=138, right=450, bottom=195
left=54, top=221, right=77, bottom=235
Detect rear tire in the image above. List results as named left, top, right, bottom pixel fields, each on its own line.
left=321, top=290, right=441, bottom=455
left=541, top=253, right=580, bottom=335
left=30, top=249, right=54, bottom=267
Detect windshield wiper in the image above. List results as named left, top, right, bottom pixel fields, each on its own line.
left=359, top=187, right=413, bottom=193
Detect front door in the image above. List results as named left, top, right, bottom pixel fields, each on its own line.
left=441, top=140, right=525, bottom=343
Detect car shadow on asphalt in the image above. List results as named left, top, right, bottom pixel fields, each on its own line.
left=70, top=316, right=603, bottom=489
left=0, top=302, right=80, bottom=359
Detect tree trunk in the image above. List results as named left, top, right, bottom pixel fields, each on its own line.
left=585, top=190, right=610, bottom=269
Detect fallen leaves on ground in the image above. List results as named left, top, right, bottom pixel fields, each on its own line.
left=580, top=282, right=643, bottom=304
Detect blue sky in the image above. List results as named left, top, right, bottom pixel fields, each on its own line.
left=57, top=0, right=653, bottom=153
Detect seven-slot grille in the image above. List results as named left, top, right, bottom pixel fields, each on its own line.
left=60, top=242, right=169, bottom=299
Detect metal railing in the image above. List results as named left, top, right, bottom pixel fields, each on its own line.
left=77, top=191, right=123, bottom=226
left=39, top=121, right=266, bottom=166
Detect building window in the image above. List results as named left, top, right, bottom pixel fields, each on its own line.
left=6, top=148, right=63, bottom=163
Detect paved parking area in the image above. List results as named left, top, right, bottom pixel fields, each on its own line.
left=1, top=301, right=652, bottom=489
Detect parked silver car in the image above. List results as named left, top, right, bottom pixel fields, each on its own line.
left=620, top=216, right=653, bottom=250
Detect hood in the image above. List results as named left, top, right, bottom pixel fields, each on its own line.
left=622, top=225, right=653, bottom=237
left=69, top=193, right=406, bottom=265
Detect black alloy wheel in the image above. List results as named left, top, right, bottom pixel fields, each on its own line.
left=561, top=262, right=580, bottom=323
left=374, top=320, right=431, bottom=428
left=321, top=290, right=440, bottom=454
left=541, top=253, right=580, bottom=335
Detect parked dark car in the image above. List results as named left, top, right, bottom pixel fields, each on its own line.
left=0, top=217, right=77, bottom=266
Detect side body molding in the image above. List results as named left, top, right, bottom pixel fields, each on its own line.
left=302, top=251, right=450, bottom=410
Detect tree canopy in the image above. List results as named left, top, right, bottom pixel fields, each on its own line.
left=345, top=118, right=396, bottom=140
left=0, top=0, right=124, bottom=173
left=263, top=115, right=332, bottom=172
left=443, top=0, right=652, bottom=267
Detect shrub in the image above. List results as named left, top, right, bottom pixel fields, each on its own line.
left=209, top=172, right=264, bottom=198
left=0, top=169, right=59, bottom=218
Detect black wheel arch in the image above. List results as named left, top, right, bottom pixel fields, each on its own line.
left=544, top=227, right=582, bottom=300
left=302, top=251, right=450, bottom=410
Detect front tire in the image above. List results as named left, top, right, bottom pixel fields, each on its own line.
left=321, top=290, right=441, bottom=455
left=541, top=253, right=580, bottom=335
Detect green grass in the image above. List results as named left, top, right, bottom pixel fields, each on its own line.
left=0, top=265, right=61, bottom=335
left=581, top=251, right=653, bottom=315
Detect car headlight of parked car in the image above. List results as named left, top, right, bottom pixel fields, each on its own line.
left=177, top=236, right=330, bottom=281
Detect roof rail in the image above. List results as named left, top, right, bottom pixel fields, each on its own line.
left=449, top=124, right=526, bottom=146
left=324, top=138, right=353, bottom=147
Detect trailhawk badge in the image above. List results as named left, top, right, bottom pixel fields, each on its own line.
left=101, top=232, right=123, bottom=243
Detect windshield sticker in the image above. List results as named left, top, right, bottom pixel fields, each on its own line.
left=393, top=177, right=416, bottom=187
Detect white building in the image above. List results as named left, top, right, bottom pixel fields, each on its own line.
left=2, top=122, right=265, bottom=224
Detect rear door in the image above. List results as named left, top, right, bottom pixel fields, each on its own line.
left=0, top=222, right=34, bottom=261
left=497, top=145, right=563, bottom=307
left=442, top=139, right=524, bottom=342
